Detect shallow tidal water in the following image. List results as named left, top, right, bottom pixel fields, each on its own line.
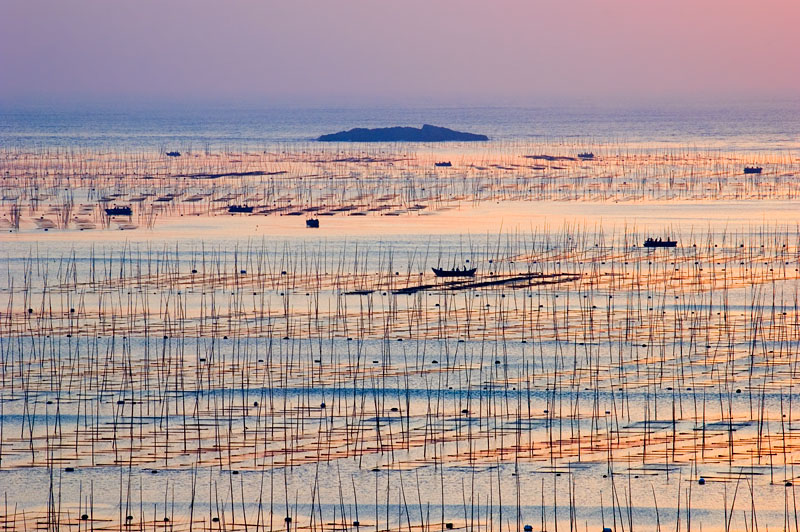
left=1, top=105, right=800, bottom=531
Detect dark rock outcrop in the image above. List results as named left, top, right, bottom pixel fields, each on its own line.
left=318, top=124, right=488, bottom=142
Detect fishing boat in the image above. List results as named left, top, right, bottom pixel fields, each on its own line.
left=434, top=161, right=452, bottom=167
left=578, top=152, right=594, bottom=159
left=744, top=166, right=763, bottom=174
left=105, top=205, right=132, bottom=216
left=432, top=266, right=477, bottom=277
left=228, top=205, right=254, bottom=214
left=643, top=237, right=677, bottom=248
left=306, top=218, right=320, bottom=228
left=166, top=151, right=181, bottom=157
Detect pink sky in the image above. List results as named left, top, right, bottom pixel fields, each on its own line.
left=1, top=0, right=798, bottom=105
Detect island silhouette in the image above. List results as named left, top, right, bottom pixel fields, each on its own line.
left=318, top=124, right=488, bottom=142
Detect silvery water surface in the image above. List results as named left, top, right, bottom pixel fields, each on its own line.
left=2, top=102, right=799, bottom=151
left=2, top=102, right=800, bottom=532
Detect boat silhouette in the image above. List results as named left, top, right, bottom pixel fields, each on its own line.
left=228, top=205, right=254, bottom=214
left=105, top=205, right=132, bottom=216
left=744, top=166, right=763, bottom=174
left=643, top=237, right=677, bottom=248
left=432, top=266, right=477, bottom=277
left=306, top=218, right=320, bottom=228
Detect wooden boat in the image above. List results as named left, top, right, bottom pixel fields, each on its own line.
left=432, top=266, right=477, bottom=277
left=434, top=161, right=452, bottom=167
left=228, top=205, right=253, bottom=214
left=744, top=166, right=763, bottom=174
left=578, top=152, right=594, bottom=159
left=105, top=205, right=132, bottom=216
left=643, top=237, right=677, bottom=248
left=306, top=218, right=320, bottom=228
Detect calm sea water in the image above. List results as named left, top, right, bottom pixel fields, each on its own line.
left=2, top=102, right=800, bottom=151
left=2, top=103, right=800, bottom=531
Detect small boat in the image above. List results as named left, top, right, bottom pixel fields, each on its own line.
left=578, top=152, right=594, bottom=159
left=643, top=237, right=677, bottom=248
left=228, top=205, right=253, bottom=214
left=434, top=161, right=452, bottom=167
left=306, top=218, right=320, bottom=228
left=432, top=266, right=477, bottom=277
left=105, top=205, right=132, bottom=216
left=744, top=166, right=763, bottom=174
left=166, top=151, right=181, bottom=157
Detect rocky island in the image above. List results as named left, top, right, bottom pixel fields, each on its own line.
left=318, top=124, right=488, bottom=142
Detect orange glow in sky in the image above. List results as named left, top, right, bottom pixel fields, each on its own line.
left=1, top=0, right=799, bottom=105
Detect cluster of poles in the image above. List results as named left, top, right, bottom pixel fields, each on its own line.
left=1, top=145, right=798, bottom=232
left=3, top=223, right=800, bottom=531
